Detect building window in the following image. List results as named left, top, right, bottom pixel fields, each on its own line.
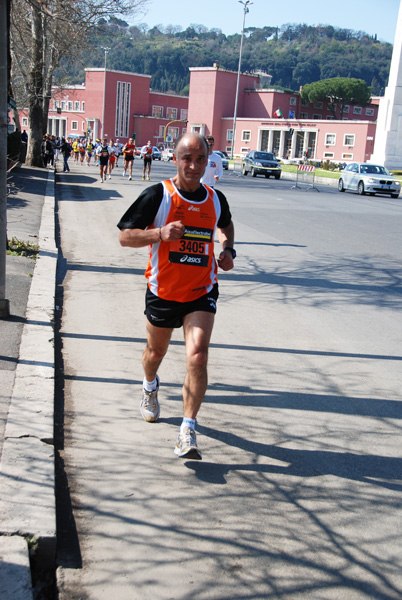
left=115, top=81, right=131, bottom=138
left=71, top=121, right=78, bottom=130
left=314, top=101, right=323, bottom=109
left=180, top=108, right=188, bottom=120
left=182, top=127, right=187, bottom=134
left=301, top=99, right=309, bottom=107
left=75, top=101, right=80, bottom=111
left=68, top=101, right=73, bottom=111
left=325, top=133, right=336, bottom=145
left=166, top=107, right=177, bottom=120
left=159, top=125, right=165, bottom=138
left=242, top=130, right=251, bottom=142
left=82, top=102, right=85, bottom=112
left=353, top=106, right=362, bottom=115
left=226, top=129, right=233, bottom=141
left=312, top=114, right=321, bottom=119
left=324, top=152, right=334, bottom=158
left=365, top=107, right=374, bottom=116
left=22, top=117, right=28, bottom=127
left=344, top=134, right=355, bottom=146
left=343, top=105, right=349, bottom=113
left=326, top=116, right=335, bottom=120
left=225, top=146, right=232, bottom=154
left=152, top=106, right=163, bottom=118
left=289, top=97, right=297, bottom=106
left=82, top=121, right=86, bottom=132
left=54, top=101, right=59, bottom=110
left=240, top=147, right=250, bottom=154
left=168, top=126, right=179, bottom=139
left=61, top=101, right=66, bottom=110
left=342, top=153, right=353, bottom=160
left=300, top=112, right=308, bottom=119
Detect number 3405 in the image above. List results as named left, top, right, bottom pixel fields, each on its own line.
left=179, top=240, right=205, bottom=253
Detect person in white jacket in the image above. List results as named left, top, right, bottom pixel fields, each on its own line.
left=200, top=135, right=223, bottom=188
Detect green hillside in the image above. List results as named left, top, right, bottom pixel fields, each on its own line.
left=60, top=18, right=392, bottom=96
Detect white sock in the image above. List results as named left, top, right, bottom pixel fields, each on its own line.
left=180, top=418, right=196, bottom=434
left=143, top=377, right=157, bottom=392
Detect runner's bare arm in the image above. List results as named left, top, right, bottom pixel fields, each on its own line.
left=216, top=221, right=235, bottom=271
left=119, top=220, right=184, bottom=248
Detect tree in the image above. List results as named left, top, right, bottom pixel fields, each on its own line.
left=10, top=0, right=150, bottom=167
left=301, top=77, right=372, bottom=119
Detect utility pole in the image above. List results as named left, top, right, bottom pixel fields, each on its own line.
left=102, top=47, right=110, bottom=139
left=231, top=0, right=252, bottom=160
left=0, top=0, right=10, bottom=316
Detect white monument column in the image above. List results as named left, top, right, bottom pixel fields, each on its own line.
left=370, top=0, right=402, bottom=168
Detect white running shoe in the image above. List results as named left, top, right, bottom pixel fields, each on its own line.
left=100, top=178, right=103, bottom=183
left=108, top=175, right=111, bottom=179
left=128, top=176, right=132, bottom=181
left=122, top=171, right=126, bottom=177
left=174, top=427, right=202, bottom=460
left=140, top=375, right=160, bottom=422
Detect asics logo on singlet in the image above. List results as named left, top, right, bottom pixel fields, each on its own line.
left=188, top=206, right=200, bottom=212
left=180, top=255, right=202, bottom=264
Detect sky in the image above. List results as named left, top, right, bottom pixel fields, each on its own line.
left=132, top=0, right=400, bottom=44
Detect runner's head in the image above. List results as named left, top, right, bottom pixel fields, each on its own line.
left=173, top=133, right=208, bottom=192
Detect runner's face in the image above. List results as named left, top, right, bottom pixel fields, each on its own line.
left=173, top=136, right=208, bottom=191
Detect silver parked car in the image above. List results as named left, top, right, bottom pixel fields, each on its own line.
left=338, top=162, right=401, bottom=198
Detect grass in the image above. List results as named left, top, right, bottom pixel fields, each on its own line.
left=7, top=237, right=39, bottom=259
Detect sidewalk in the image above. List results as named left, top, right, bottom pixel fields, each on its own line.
left=0, top=165, right=57, bottom=599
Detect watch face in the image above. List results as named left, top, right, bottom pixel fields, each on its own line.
left=232, top=249, right=237, bottom=259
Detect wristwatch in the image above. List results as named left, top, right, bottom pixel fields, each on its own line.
left=224, top=247, right=236, bottom=259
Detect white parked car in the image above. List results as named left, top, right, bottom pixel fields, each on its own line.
left=161, top=148, right=174, bottom=162
left=338, top=162, right=401, bottom=198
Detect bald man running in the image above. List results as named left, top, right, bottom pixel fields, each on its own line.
left=118, top=133, right=235, bottom=460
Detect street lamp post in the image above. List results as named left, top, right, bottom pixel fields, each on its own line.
left=101, top=47, right=110, bottom=139
left=231, top=0, right=252, bottom=160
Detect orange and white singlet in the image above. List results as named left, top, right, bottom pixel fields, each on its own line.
left=145, top=179, right=222, bottom=302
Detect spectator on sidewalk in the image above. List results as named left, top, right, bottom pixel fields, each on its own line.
left=60, top=138, right=72, bottom=172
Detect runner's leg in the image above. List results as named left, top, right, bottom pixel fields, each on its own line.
left=142, top=320, right=173, bottom=382
left=182, top=311, right=215, bottom=419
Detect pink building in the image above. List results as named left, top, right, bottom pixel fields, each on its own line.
left=187, top=65, right=379, bottom=163
left=15, top=63, right=379, bottom=164
left=19, top=68, right=188, bottom=147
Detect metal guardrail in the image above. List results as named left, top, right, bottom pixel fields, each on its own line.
left=291, top=164, right=319, bottom=192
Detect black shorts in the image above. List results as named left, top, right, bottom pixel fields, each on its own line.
left=99, top=157, right=109, bottom=166
left=124, top=155, right=134, bottom=162
left=144, top=157, right=152, bottom=165
left=145, top=283, right=219, bottom=328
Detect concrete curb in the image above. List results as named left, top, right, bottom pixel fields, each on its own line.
left=0, top=169, right=57, bottom=594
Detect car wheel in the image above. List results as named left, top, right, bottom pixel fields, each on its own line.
left=275, top=173, right=281, bottom=180
left=338, top=178, right=345, bottom=192
left=251, top=167, right=256, bottom=177
left=391, top=193, right=399, bottom=198
left=358, top=181, right=365, bottom=195
left=242, top=165, right=248, bottom=176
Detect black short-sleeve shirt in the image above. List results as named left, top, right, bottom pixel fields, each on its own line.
left=117, top=182, right=232, bottom=231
